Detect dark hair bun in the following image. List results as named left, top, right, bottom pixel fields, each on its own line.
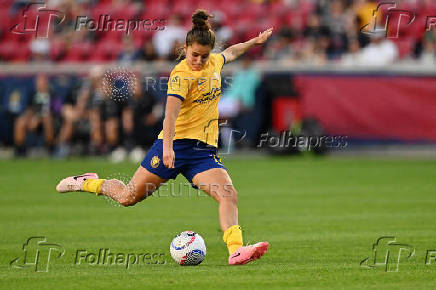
left=192, top=9, right=212, bottom=31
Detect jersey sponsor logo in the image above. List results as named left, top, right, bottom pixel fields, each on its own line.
left=192, top=87, right=221, bottom=104
left=151, top=156, right=160, bottom=168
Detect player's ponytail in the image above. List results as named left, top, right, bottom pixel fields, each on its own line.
left=186, top=9, right=215, bottom=48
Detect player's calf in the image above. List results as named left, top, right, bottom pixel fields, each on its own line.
left=98, top=179, right=158, bottom=207
left=99, top=179, right=144, bottom=207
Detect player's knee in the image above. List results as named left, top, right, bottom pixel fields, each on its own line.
left=218, top=185, right=238, bottom=205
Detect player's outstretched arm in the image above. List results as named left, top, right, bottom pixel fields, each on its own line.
left=222, top=27, right=273, bottom=64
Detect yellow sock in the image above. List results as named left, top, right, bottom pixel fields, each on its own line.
left=82, top=179, right=105, bottom=195
left=223, top=225, right=243, bottom=255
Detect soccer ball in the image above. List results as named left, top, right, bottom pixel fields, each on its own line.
left=170, top=231, right=206, bottom=265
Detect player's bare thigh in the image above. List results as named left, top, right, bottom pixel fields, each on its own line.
left=192, top=168, right=236, bottom=202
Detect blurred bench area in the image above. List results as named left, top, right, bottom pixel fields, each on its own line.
left=1, top=63, right=435, bottom=159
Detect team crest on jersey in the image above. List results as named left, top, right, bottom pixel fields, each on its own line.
left=170, top=75, right=181, bottom=91
left=151, top=156, right=160, bottom=168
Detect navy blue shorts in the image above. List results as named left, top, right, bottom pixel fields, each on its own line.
left=141, top=139, right=226, bottom=187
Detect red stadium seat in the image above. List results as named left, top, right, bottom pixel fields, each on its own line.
left=217, top=0, right=244, bottom=19
left=142, top=0, right=169, bottom=19
left=0, top=40, right=29, bottom=61
left=402, top=15, right=426, bottom=41
left=91, top=3, right=115, bottom=20
left=14, top=43, right=31, bottom=61
left=130, top=29, right=156, bottom=48
left=90, top=39, right=122, bottom=62
left=392, top=37, right=414, bottom=59
left=0, top=0, right=13, bottom=8
left=194, top=0, right=219, bottom=12
left=64, top=42, right=92, bottom=62
left=0, top=40, right=17, bottom=61
left=49, top=38, right=66, bottom=61
left=113, top=2, right=141, bottom=20
left=0, top=9, right=10, bottom=29
left=171, top=0, right=195, bottom=18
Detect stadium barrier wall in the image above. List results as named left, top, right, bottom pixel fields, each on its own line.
left=294, top=75, right=436, bottom=142
left=1, top=62, right=436, bottom=143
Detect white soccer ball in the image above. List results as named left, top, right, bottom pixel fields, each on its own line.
left=170, top=231, right=206, bottom=266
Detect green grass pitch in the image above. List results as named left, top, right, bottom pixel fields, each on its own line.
left=1, top=156, right=436, bottom=289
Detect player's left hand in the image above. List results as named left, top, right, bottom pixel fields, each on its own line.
left=255, top=28, right=273, bottom=45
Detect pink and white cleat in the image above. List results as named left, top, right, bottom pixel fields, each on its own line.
left=228, top=242, right=269, bottom=265
left=56, top=173, right=99, bottom=193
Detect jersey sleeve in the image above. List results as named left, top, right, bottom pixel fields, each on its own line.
left=217, top=53, right=226, bottom=70
left=167, top=70, right=189, bottom=101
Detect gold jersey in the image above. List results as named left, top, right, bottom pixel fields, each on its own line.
left=158, top=53, right=226, bottom=147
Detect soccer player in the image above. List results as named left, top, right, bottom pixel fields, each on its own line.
left=56, top=9, right=273, bottom=265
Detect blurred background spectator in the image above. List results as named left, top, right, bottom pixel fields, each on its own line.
left=152, top=14, right=186, bottom=60
left=14, top=74, right=55, bottom=156
left=220, top=56, right=261, bottom=149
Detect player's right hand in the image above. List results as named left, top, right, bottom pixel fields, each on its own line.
left=255, top=27, right=273, bottom=45
left=163, top=149, right=175, bottom=168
